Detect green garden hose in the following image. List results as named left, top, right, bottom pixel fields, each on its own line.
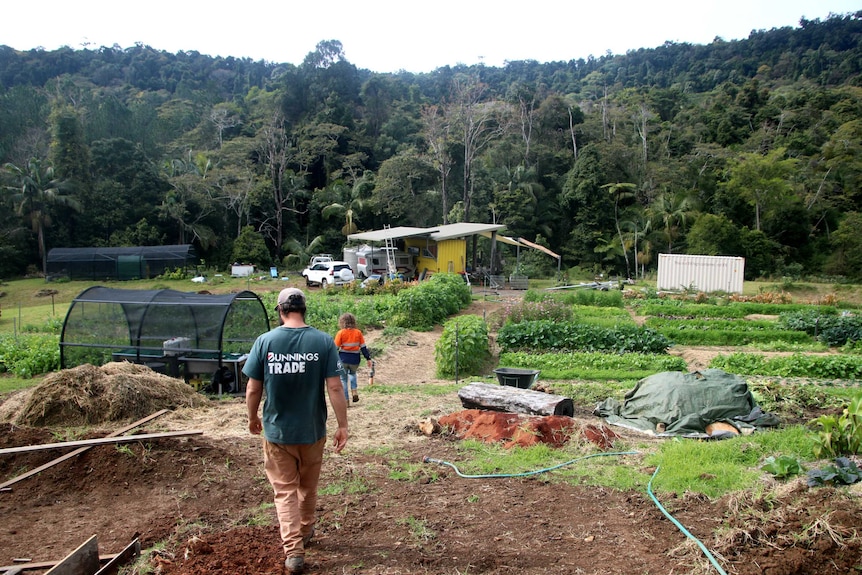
left=423, top=453, right=728, bottom=575
left=647, top=465, right=728, bottom=575
left=422, top=451, right=638, bottom=479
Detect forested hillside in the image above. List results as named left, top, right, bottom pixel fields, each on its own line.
left=2, top=12, right=862, bottom=280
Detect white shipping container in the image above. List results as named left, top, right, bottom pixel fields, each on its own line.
left=657, top=254, right=745, bottom=294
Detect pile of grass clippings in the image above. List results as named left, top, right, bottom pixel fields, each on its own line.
left=8, top=362, right=209, bottom=426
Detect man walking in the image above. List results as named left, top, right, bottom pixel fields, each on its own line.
left=244, top=287, right=349, bottom=574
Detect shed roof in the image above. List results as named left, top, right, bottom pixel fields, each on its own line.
left=429, top=223, right=507, bottom=241
left=348, top=227, right=434, bottom=242
left=349, top=223, right=508, bottom=243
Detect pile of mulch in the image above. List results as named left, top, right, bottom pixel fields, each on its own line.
left=0, top=362, right=209, bottom=426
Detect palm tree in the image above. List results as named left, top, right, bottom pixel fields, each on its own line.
left=620, top=205, right=652, bottom=279
left=602, top=182, right=637, bottom=278
left=648, top=191, right=697, bottom=253
left=3, top=158, right=81, bottom=275
left=321, top=172, right=374, bottom=236
left=282, top=236, right=327, bottom=270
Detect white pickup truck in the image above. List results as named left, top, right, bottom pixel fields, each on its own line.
left=308, top=254, right=333, bottom=266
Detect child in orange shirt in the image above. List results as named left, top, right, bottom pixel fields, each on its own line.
left=334, top=313, right=371, bottom=403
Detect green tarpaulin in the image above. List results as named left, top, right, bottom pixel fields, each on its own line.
left=594, top=369, right=779, bottom=438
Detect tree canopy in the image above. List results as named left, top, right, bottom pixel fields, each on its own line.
left=2, top=12, right=862, bottom=279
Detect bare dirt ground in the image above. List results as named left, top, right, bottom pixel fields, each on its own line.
left=1, top=291, right=861, bottom=574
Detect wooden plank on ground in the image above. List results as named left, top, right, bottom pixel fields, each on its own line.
left=0, top=555, right=118, bottom=573
left=93, top=539, right=140, bottom=575
left=0, top=410, right=170, bottom=490
left=458, top=382, right=574, bottom=417
left=45, top=535, right=99, bottom=575
left=0, top=430, right=203, bottom=456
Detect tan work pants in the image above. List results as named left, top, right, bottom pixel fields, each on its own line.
left=263, top=438, right=325, bottom=556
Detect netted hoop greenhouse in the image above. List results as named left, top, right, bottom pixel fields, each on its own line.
left=47, top=245, right=196, bottom=281
left=60, top=287, right=270, bottom=391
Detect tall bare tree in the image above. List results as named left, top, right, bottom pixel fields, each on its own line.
left=450, top=76, right=507, bottom=222
left=210, top=104, right=241, bottom=148
left=421, top=105, right=453, bottom=223
left=258, top=114, right=304, bottom=260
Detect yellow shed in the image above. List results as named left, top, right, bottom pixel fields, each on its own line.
left=349, top=223, right=517, bottom=278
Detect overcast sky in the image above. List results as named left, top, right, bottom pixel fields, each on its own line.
left=3, top=1, right=859, bottom=73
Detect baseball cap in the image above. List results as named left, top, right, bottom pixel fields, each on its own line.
left=276, top=287, right=306, bottom=310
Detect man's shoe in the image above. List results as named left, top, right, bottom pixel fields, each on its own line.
left=352, top=393, right=359, bottom=403
left=285, top=555, right=305, bottom=574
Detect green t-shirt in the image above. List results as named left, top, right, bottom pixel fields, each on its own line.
left=243, top=325, right=341, bottom=445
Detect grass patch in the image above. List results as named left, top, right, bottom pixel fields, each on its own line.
left=0, top=373, right=42, bottom=395
left=431, top=422, right=820, bottom=500
left=245, top=503, right=276, bottom=527
left=442, top=440, right=648, bottom=490
left=637, top=301, right=831, bottom=318
left=366, top=383, right=460, bottom=396
left=0, top=305, right=64, bottom=335
left=397, top=516, right=436, bottom=543
left=387, top=460, right=439, bottom=482
left=744, top=340, right=829, bottom=352
left=318, top=473, right=374, bottom=496
left=646, top=427, right=817, bottom=498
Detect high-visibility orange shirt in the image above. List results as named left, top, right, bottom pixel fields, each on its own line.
left=335, top=328, right=370, bottom=364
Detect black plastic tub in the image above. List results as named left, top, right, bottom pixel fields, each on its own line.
left=494, top=368, right=540, bottom=389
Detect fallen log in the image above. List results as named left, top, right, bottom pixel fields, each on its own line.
left=458, top=382, right=574, bottom=417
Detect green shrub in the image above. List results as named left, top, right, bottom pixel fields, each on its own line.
left=640, top=301, right=826, bottom=319
left=810, top=395, right=862, bottom=458
left=807, top=458, right=862, bottom=486
left=21, top=316, right=64, bottom=334
left=780, top=309, right=862, bottom=346
left=504, top=299, right=574, bottom=324
left=258, top=291, right=398, bottom=334
left=435, top=315, right=490, bottom=378
left=647, top=317, right=814, bottom=346
left=523, top=289, right=624, bottom=308
left=391, top=274, right=471, bottom=330
left=761, top=455, right=803, bottom=478
left=258, top=277, right=470, bottom=334
left=710, top=352, right=862, bottom=378
left=0, top=333, right=61, bottom=377
left=156, top=267, right=190, bottom=280
left=497, top=320, right=670, bottom=354
left=499, top=351, right=686, bottom=380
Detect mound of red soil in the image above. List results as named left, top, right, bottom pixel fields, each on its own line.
left=438, top=409, right=618, bottom=449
